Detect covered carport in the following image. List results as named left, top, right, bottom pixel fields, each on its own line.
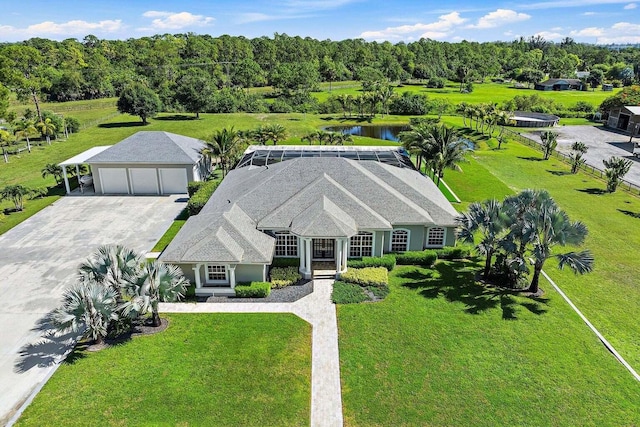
left=59, top=146, right=112, bottom=195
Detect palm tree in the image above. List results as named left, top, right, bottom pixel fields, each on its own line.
left=0, top=129, right=14, bottom=163
left=41, top=163, right=64, bottom=185
left=376, top=85, right=395, bottom=118
left=335, top=94, right=352, bottom=118
left=264, top=123, right=288, bottom=145
left=301, top=130, right=324, bottom=145
left=539, top=130, right=557, bottom=160
left=120, top=261, right=189, bottom=327
left=201, top=127, right=244, bottom=177
left=251, top=125, right=270, bottom=145
left=1, top=184, right=31, bottom=211
left=456, top=199, right=508, bottom=279
left=456, top=102, right=470, bottom=128
left=352, top=95, right=366, bottom=118
left=51, top=282, right=118, bottom=346
left=524, top=193, right=594, bottom=294
left=78, top=245, right=142, bottom=294
left=364, top=92, right=379, bottom=117
left=569, top=141, right=588, bottom=174
left=37, top=117, right=56, bottom=145
left=603, top=156, right=632, bottom=193
left=13, top=118, right=37, bottom=153
left=429, top=124, right=470, bottom=186
left=398, top=123, right=435, bottom=173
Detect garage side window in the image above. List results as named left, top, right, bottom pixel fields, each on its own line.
left=390, top=229, right=409, bottom=252
left=426, top=227, right=445, bottom=247
left=275, top=231, right=298, bottom=257
left=206, top=265, right=227, bottom=283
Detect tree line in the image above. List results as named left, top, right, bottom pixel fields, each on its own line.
left=0, top=33, right=639, bottom=114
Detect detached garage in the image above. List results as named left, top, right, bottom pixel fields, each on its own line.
left=80, top=131, right=210, bottom=195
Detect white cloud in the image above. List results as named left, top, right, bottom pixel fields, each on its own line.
left=519, top=0, right=636, bottom=10
left=469, top=9, right=531, bottom=29
left=141, top=11, right=214, bottom=30
left=570, top=27, right=605, bottom=36
left=624, top=2, right=637, bottom=8
left=360, top=12, right=466, bottom=40
left=0, top=19, right=123, bottom=40
left=535, top=30, right=564, bottom=40
left=582, top=11, right=597, bottom=15
left=282, top=0, right=361, bottom=10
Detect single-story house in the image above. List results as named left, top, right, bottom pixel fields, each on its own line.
left=160, top=145, right=460, bottom=296
left=59, top=131, right=211, bottom=195
left=607, top=106, right=640, bottom=136
left=535, top=78, right=584, bottom=91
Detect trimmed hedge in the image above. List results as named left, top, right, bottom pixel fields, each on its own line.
left=187, top=181, right=205, bottom=197
left=271, top=257, right=300, bottom=268
left=347, top=254, right=396, bottom=271
left=235, top=282, right=271, bottom=298
left=270, top=266, right=301, bottom=288
left=394, top=250, right=437, bottom=266
left=435, top=247, right=471, bottom=260
left=187, top=179, right=221, bottom=216
left=332, top=281, right=369, bottom=304
left=340, top=267, right=388, bottom=287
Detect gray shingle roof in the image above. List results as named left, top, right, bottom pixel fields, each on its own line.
left=290, top=196, right=358, bottom=237
left=87, top=131, right=205, bottom=164
left=161, top=150, right=459, bottom=264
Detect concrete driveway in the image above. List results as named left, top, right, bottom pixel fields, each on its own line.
left=522, top=125, right=640, bottom=188
left=0, top=195, right=186, bottom=425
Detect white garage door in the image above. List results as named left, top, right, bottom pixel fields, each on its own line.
left=99, top=168, right=129, bottom=194
left=159, top=168, right=188, bottom=194
left=129, top=168, right=159, bottom=195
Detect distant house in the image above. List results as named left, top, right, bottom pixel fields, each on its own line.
left=607, top=106, right=640, bottom=136
left=602, top=84, right=614, bottom=92
left=159, top=145, right=459, bottom=296
left=575, top=71, right=590, bottom=79
left=535, top=78, right=584, bottom=91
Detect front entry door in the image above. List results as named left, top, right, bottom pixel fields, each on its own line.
left=313, top=239, right=335, bottom=260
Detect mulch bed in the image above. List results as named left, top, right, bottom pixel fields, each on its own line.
left=203, top=281, right=314, bottom=303
left=86, top=318, right=170, bottom=352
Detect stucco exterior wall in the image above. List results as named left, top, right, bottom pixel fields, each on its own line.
left=237, top=264, right=266, bottom=283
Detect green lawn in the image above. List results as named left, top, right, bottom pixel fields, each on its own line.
left=338, top=263, right=640, bottom=426
left=446, top=139, right=640, bottom=371
left=311, top=80, right=620, bottom=108
left=16, top=313, right=311, bottom=427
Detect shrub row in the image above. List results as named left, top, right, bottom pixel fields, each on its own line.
left=435, top=247, right=471, bottom=260
left=270, top=266, right=301, bottom=288
left=394, top=250, right=437, bottom=266
left=235, top=282, right=271, bottom=298
left=271, top=257, right=300, bottom=268
left=347, top=254, right=396, bottom=271
left=340, top=267, right=388, bottom=287
left=186, top=179, right=220, bottom=216
left=331, top=281, right=369, bottom=304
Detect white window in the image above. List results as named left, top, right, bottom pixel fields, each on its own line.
left=427, top=227, right=446, bottom=247
left=349, top=232, right=373, bottom=257
left=275, top=231, right=298, bottom=257
left=390, top=229, right=409, bottom=252
left=206, top=265, right=227, bottom=283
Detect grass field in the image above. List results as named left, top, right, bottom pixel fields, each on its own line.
left=16, top=313, right=311, bottom=427
left=338, top=263, right=640, bottom=426
left=310, top=80, right=621, bottom=109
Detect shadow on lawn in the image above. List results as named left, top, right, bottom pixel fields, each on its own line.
left=98, top=121, right=147, bottom=129
left=577, top=187, right=607, bottom=195
left=547, top=170, right=572, bottom=176
left=517, top=156, right=545, bottom=162
left=398, top=262, right=548, bottom=320
left=618, top=209, right=640, bottom=219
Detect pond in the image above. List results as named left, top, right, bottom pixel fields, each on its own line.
left=322, top=125, right=408, bottom=142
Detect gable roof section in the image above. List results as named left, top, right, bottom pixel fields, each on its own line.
left=257, top=173, right=392, bottom=231
left=160, top=204, right=274, bottom=264
left=623, top=106, right=640, bottom=116
left=538, top=78, right=582, bottom=86
left=87, top=131, right=205, bottom=164
left=290, top=196, right=358, bottom=237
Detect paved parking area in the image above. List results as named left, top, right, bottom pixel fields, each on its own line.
left=522, top=125, right=640, bottom=188
left=0, top=195, right=186, bottom=425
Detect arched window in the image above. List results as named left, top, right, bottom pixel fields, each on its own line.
left=426, top=227, right=445, bottom=247
left=350, top=232, right=373, bottom=257
left=390, top=229, right=409, bottom=252
left=275, top=231, right=298, bottom=257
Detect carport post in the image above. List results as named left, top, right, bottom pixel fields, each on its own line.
left=75, top=164, right=82, bottom=193
left=62, top=166, right=70, bottom=195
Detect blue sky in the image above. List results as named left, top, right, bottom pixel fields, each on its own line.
left=0, top=0, right=638, bottom=44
